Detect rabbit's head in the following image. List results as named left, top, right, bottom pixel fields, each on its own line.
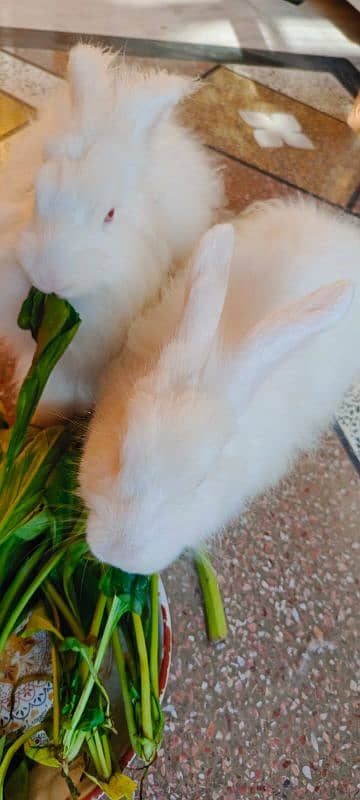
left=80, top=223, right=354, bottom=574
left=17, top=44, right=195, bottom=299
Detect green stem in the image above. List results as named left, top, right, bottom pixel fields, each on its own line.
left=194, top=550, right=228, bottom=642
left=79, top=591, right=108, bottom=686
left=86, top=734, right=103, bottom=777
left=111, top=628, right=138, bottom=755
left=63, top=596, right=127, bottom=759
left=101, top=732, right=112, bottom=777
left=0, top=542, right=47, bottom=630
left=89, top=592, right=108, bottom=640
left=0, top=724, right=41, bottom=799
left=119, top=620, right=137, bottom=684
left=43, top=580, right=84, bottom=641
left=132, top=613, right=153, bottom=741
left=149, top=575, right=159, bottom=698
left=0, top=546, right=68, bottom=654
left=93, top=729, right=111, bottom=780
left=66, top=732, right=86, bottom=765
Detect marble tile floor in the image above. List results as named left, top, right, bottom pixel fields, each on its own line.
left=0, top=37, right=359, bottom=800
left=0, top=0, right=359, bottom=61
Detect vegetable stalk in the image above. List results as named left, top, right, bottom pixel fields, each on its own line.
left=194, top=550, right=228, bottom=642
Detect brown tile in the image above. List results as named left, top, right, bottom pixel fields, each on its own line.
left=0, top=89, right=33, bottom=138
left=181, top=66, right=360, bottom=208
left=219, top=154, right=299, bottom=216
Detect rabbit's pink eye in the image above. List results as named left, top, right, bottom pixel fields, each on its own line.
left=104, top=208, right=115, bottom=223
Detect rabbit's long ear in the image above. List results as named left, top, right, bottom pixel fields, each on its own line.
left=68, top=44, right=114, bottom=117
left=158, top=224, right=234, bottom=384
left=121, top=72, right=197, bottom=136
left=227, top=280, right=354, bottom=407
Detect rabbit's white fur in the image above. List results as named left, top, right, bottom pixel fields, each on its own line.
left=80, top=197, right=360, bottom=575
left=0, top=44, right=223, bottom=420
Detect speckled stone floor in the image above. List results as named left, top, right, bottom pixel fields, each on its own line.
left=0, top=15, right=359, bottom=799
left=158, top=431, right=360, bottom=799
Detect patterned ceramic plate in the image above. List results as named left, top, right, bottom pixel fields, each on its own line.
left=0, top=580, right=172, bottom=800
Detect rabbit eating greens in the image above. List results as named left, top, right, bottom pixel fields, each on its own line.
left=0, top=44, right=223, bottom=421
left=80, top=198, right=360, bottom=575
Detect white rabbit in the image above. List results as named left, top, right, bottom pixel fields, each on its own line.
left=0, top=44, right=223, bottom=420
left=79, top=198, right=360, bottom=575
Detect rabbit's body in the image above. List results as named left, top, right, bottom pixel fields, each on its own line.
left=80, top=198, right=360, bottom=575
left=0, top=45, right=223, bottom=419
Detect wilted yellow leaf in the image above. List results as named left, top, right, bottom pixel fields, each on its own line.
left=85, top=771, right=137, bottom=800
left=24, top=741, right=61, bottom=768
left=20, top=606, right=63, bottom=640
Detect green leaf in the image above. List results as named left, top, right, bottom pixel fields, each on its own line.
left=17, top=287, right=45, bottom=340
left=60, top=637, right=111, bottom=717
left=61, top=668, right=81, bottom=717
left=0, top=536, right=30, bottom=593
left=62, top=540, right=89, bottom=620
left=60, top=637, right=93, bottom=659
left=71, top=558, right=102, bottom=634
left=99, top=569, right=150, bottom=615
left=44, top=446, right=86, bottom=544
left=85, top=772, right=137, bottom=800
left=4, top=759, right=29, bottom=800
left=0, top=540, right=48, bottom=631
left=24, top=742, right=61, bottom=769
left=6, top=290, right=81, bottom=467
left=14, top=509, right=50, bottom=541
left=78, top=707, right=106, bottom=732
left=0, top=426, right=65, bottom=544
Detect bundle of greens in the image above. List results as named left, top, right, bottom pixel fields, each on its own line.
left=0, top=289, right=227, bottom=800
left=0, top=291, right=163, bottom=800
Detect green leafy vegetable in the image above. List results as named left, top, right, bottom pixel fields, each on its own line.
left=7, top=291, right=80, bottom=467
left=99, top=569, right=150, bottom=615
left=1, top=287, right=231, bottom=800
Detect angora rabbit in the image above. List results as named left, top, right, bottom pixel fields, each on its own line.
left=0, top=44, right=223, bottom=420
left=80, top=198, right=360, bottom=574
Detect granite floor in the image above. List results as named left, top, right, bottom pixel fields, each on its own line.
left=0, top=16, right=359, bottom=800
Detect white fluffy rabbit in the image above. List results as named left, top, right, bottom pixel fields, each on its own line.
left=0, top=44, right=223, bottom=420
left=80, top=198, right=360, bottom=574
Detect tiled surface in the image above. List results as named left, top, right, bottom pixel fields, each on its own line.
left=0, top=41, right=359, bottom=800
left=3, top=48, right=213, bottom=80
left=0, top=88, right=32, bottom=137
left=152, top=431, right=360, bottom=800
left=337, top=382, right=360, bottom=464
left=183, top=66, right=360, bottom=207
left=0, top=49, right=61, bottom=108
left=227, top=64, right=355, bottom=122
left=0, top=0, right=360, bottom=60
left=3, top=46, right=69, bottom=78
left=218, top=154, right=299, bottom=215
